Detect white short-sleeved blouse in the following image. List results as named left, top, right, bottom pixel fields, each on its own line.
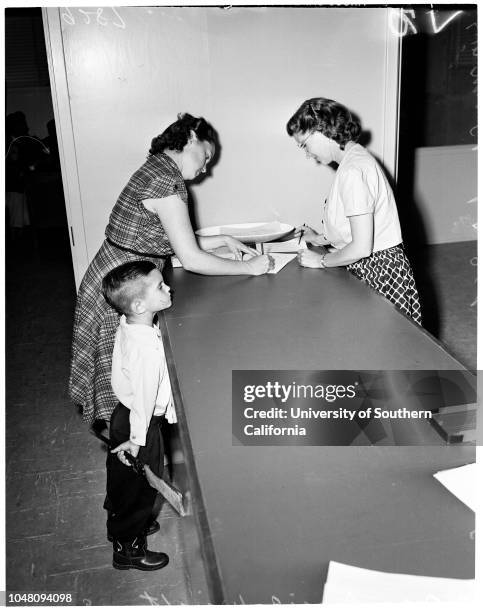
left=322, top=144, right=402, bottom=252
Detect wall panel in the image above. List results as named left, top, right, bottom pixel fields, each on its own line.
left=413, top=145, right=477, bottom=244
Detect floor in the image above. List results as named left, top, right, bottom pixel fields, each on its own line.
left=4, top=232, right=477, bottom=604
left=5, top=231, right=199, bottom=606
left=411, top=240, right=477, bottom=370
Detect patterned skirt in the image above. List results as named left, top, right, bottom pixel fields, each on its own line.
left=346, top=244, right=422, bottom=325
left=69, top=240, right=167, bottom=424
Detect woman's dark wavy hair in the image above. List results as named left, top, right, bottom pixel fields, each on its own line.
left=149, top=113, right=218, bottom=155
left=286, top=98, right=361, bottom=150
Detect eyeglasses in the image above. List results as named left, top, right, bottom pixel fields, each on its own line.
left=297, top=132, right=313, bottom=152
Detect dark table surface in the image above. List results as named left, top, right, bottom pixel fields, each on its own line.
left=162, top=260, right=475, bottom=604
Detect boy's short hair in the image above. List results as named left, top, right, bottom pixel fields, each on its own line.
left=102, top=260, right=157, bottom=315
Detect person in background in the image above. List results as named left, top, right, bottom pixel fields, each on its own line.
left=287, top=97, right=421, bottom=324
left=101, top=260, right=173, bottom=571
left=6, top=111, right=50, bottom=240
left=38, top=119, right=60, bottom=171
left=70, top=113, right=274, bottom=427
left=5, top=112, right=32, bottom=234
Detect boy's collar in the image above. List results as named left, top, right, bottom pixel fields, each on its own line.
left=121, top=313, right=158, bottom=331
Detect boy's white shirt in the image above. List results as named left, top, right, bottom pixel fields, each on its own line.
left=111, top=314, right=176, bottom=446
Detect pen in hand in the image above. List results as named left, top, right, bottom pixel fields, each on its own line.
left=298, top=224, right=306, bottom=245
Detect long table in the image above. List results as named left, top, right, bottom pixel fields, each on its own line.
left=161, top=260, right=475, bottom=604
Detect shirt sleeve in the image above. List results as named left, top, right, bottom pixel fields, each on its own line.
left=339, top=166, right=377, bottom=217
left=140, top=174, right=182, bottom=201
left=127, top=345, right=161, bottom=446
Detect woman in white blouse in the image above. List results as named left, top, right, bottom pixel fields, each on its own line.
left=287, top=97, right=421, bottom=324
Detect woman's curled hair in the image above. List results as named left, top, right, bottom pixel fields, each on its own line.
left=149, top=113, right=217, bottom=155
left=286, top=98, right=361, bottom=150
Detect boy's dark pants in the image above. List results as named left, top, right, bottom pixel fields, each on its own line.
left=104, top=402, right=164, bottom=542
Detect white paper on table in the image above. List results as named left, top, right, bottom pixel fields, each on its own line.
left=264, top=238, right=307, bottom=252
left=266, top=252, right=297, bottom=273
left=322, top=561, right=475, bottom=604
left=433, top=463, right=476, bottom=511
left=244, top=251, right=297, bottom=274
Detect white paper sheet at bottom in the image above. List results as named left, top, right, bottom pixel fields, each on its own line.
left=433, top=463, right=476, bottom=512
left=322, top=561, right=475, bottom=604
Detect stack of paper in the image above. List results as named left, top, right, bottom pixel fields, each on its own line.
left=264, top=237, right=307, bottom=252
left=323, top=561, right=475, bottom=603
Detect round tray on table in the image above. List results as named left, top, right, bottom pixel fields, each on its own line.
left=196, top=222, right=294, bottom=244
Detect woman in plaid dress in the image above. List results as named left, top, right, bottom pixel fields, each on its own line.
left=70, top=113, right=274, bottom=424
left=286, top=98, right=421, bottom=324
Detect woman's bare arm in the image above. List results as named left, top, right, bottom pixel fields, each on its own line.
left=143, top=195, right=270, bottom=275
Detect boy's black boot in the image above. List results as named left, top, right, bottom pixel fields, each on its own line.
left=112, top=535, right=169, bottom=571
left=107, top=518, right=160, bottom=542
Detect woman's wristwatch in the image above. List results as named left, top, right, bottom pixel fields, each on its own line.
left=320, top=253, right=328, bottom=268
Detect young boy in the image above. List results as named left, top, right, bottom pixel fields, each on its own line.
left=101, top=260, right=176, bottom=571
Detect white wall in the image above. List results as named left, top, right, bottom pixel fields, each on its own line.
left=44, top=6, right=399, bottom=285
left=413, top=145, right=477, bottom=244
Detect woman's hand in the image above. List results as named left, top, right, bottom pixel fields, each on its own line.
left=222, top=235, right=258, bottom=260
left=297, top=249, right=325, bottom=269
left=111, top=440, right=141, bottom=467
left=245, top=254, right=275, bottom=275
left=294, top=225, right=327, bottom=246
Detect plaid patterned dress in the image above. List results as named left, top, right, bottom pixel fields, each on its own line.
left=69, top=154, right=188, bottom=424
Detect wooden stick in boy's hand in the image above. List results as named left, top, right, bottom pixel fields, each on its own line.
left=95, top=431, right=186, bottom=515
left=96, top=431, right=145, bottom=474
left=111, top=439, right=141, bottom=467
